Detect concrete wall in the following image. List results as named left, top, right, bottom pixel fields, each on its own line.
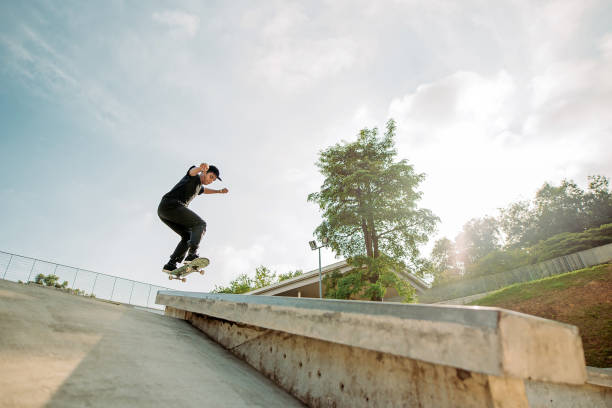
left=156, top=292, right=611, bottom=407
left=419, top=243, right=612, bottom=304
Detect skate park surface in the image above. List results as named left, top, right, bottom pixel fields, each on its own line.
left=0, top=279, right=303, bottom=408
left=1, top=278, right=610, bottom=407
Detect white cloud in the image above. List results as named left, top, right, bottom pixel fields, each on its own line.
left=389, top=70, right=517, bottom=146
left=525, top=34, right=612, bottom=143
left=254, top=36, right=357, bottom=91
left=386, top=24, right=612, bottom=245
left=152, top=10, right=200, bottom=37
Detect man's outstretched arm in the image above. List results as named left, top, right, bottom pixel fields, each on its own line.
left=203, top=188, right=229, bottom=194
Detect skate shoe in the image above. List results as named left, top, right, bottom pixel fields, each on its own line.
left=184, top=252, right=200, bottom=263
left=162, top=262, right=178, bottom=273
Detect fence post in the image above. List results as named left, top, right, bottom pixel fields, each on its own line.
left=27, top=260, right=37, bottom=283
left=72, top=269, right=80, bottom=289
left=3, top=255, right=13, bottom=279
left=147, top=285, right=153, bottom=307
left=128, top=281, right=135, bottom=304
left=110, top=278, right=117, bottom=300
left=91, top=273, right=99, bottom=295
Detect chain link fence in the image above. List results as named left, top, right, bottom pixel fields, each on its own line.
left=0, top=250, right=171, bottom=310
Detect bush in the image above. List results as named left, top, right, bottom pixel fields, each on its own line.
left=43, top=274, right=59, bottom=287
left=528, top=223, right=612, bottom=264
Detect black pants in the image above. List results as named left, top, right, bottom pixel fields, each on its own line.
left=158, top=198, right=206, bottom=263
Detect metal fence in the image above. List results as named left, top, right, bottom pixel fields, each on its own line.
left=0, top=250, right=171, bottom=310
left=419, top=242, right=612, bottom=303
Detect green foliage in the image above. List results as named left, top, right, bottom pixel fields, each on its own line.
left=214, top=265, right=301, bottom=294
left=465, top=223, right=612, bottom=278
left=29, top=273, right=93, bottom=298
left=427, top=238, right=461, bottom=286
left=323, top=255, right=416, bottom=302
left=43, top=274, right=59, bottom=287
left=307, top=119, right=438, bottom=264
left=455, top=216, right=501, bottom=267
left=499, top=175, right=612, bottom=248
left=307, top=119, right=436, bottom=301
left=431, top=175, right=611, bottom=281
left=528, top=223, right=612, bottom=264
left=253, top=266, right=276, bottom=289
left=278, top=270, right=303, bottom=282
left=469, top=263, right=610, bottom=306
left=214, top=273, right=254, bottom=294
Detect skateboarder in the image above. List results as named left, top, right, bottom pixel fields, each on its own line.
left=158, top=163, right=228, bottom=273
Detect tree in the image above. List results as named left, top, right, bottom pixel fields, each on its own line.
left=583, top=175, right=612, bottom=229
left=531, top=180, right=585, bottom=242
left=278, top=270, right=303, bottom=282
left=213, top=266, right=283, bottom=294
left=428, top=237, right=461, bottom=285
left=499, top=175, right=612, bottom=249
left=214, top=273, right=253, bottom=294
left=324, top=255, right=416, bottom=302
left=455, top=216, right=501, bottom=267
left=252, top=266, right=277, bottom=289
left=498, top=200, right=535, bottom=248
left=308, top=119, right=438, bottom=301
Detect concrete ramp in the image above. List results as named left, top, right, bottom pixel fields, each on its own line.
left=0, top=280, right=303, bottom=407
left=157, top=291, right=611, bottom=408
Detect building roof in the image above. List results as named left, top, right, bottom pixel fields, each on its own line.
left=246, top=259, right=430, bottom=296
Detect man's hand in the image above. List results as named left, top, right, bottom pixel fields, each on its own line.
left=220, top=188, right=229, bottom=194
left=189, top=163, right=209, bottom=177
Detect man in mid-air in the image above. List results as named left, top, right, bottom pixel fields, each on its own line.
left=158, top=163, right=228, bottom=273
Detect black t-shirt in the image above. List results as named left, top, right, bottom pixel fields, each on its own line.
left=162, top=166, right=205, bottom=205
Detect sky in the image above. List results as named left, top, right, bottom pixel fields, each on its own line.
left=1, top=0, right=611, bottom=293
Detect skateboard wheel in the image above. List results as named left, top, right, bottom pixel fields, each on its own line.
left=181, top=278, right=186, bottom=283
left=199, top=270, right=204, bottom=275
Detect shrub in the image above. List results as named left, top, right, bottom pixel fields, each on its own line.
left=43, top=274, right=59, bottom=287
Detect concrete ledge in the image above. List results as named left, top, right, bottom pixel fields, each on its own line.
left=156, top=291, right=586, bottom=385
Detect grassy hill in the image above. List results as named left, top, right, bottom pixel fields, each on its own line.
left=470, top=263, right=612, bottom=368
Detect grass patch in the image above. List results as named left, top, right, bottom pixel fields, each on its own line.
left=470, top=263, right=612, bottom=367
left=470, top=264, right=610, bottom=306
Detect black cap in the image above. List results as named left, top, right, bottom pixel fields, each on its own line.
left=208, top=165, right=222, bottom=181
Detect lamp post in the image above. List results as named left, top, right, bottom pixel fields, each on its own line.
left=309, top=237, right=328, bottom=298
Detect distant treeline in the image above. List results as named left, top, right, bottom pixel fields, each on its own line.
left=213, top=266, right=303, bottom=294
left=428, top=175, right=612, bottom=285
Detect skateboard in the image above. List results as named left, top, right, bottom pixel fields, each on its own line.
left=166, top=257, right=210, bottom=282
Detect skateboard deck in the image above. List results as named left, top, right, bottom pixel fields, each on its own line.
left=166, top=257, right=209, bottom=282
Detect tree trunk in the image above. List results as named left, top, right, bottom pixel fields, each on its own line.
left=362, top=217, right=373, bottom=257
left=370, top=216, right=379, bottom=258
